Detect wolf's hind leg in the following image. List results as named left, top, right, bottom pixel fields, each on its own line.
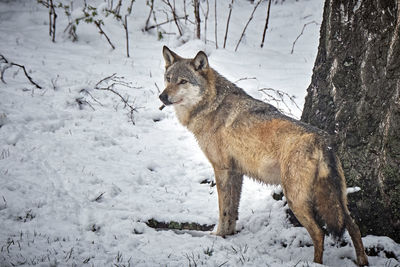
left=289, top=202, right=325, bottom=264
left=344, top=211, right=369, bottom=266
left=214, top=168, right=243, bottom=237
left=281, top=150, right=325, bottom=263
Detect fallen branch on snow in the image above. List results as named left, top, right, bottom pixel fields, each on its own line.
left=0, top=54, right=43, bottom=89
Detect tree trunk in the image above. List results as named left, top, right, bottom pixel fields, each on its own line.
left=302, top=0, right=400, bottom=242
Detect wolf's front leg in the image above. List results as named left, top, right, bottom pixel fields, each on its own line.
left=214, top=168, right=243, bottom=237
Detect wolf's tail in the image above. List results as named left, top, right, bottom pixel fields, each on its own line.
left=313, top=148, right=347, bottom=238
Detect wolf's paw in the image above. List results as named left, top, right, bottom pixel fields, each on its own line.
left=212, top=228, right=236, bottom=238
left=357, top=255, right=369, bottom=266
left=211, top=232, right=227, bottom=238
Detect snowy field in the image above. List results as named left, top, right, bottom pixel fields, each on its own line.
left=1, top=0, right=399, bottom=266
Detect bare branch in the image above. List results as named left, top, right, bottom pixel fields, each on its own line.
left=144, top=0, right=154, bottom=31
left=258, top=87, right=302, bottom=118
left=162, top=0, right=183, bottom=36
left=0, top=54, right=42, bottom=89
left=49, top=0, right=57, bottom=42
left=94, top=74, right=139, bottom=125
left=235, top=0, right=263, bottom=52
left=223, top=0, right=234, bottom=49
left=201, top=0, right=210, bottom=44
left=94, top=21, right=115, bottom=50
left=233, top=77, right=257, bottom=83
left=144, top=16, right=187, bottom=31
left=291, top=21, right=319, bottom=54
left=214, top=0, right=218, bottom=48
left=123, top=15, right=130, bottom=57
left=76, top=97, right=95, bottom=111
left=154, top=82, right=161, bottom=93
left=260, top=0, right=272, bottom=48
left=38, top=0, right=57, bottom=42
left=183, top=0, right=187, bottom=24
left=113, top=0, right=123, bottom=16
left=92, top=192, right=105, bottom=202
left=80, top=88, right=103, bottom=107
left=127, top=0, right=134, bottom=15
left=232, top=76, right=301, bottom=117
left=95, top=73, right=115, bottom=87
left=0, top=61, right=12, bottom=84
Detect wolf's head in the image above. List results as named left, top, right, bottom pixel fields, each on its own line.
left=159, top=46, right=209, bottom=109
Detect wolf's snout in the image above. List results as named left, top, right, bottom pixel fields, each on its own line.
left=159, top=92, right=172, bottom=105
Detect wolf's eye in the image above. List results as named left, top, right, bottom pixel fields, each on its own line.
left=166, top=76, right=171, bottom=82
left=179, top=79, right=187, bottom=85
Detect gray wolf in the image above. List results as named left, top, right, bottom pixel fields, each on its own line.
left=159, top=46, right=369, bottom=266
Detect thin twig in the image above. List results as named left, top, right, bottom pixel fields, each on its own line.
left=162, top=0, right=183, bottom=36
left=127, top=0, right=134, bottom=15
left=233, top=77, right=257, bottom=83
left=94, top=73, right=139, bottom=125
left=0, top=63, right=12, bottom=84
left=0, top=54, right=42, bottom=89
left=154, top=82, right=161, bottom=93
left=290, top=21, right=319, bottom=54
left=123, top=15, right=129, bottom=57
left=258, top=87, right=302, bottom=118
left=260, top=0, right=272, bottom=48
left=214, top=0, right=218, bottom=49
left=223, top=0, right=234, bottom=49
left=93, top=192, right=105, bottom=202
left=183, top=0, right=187, bottom=24
left=94, top=21, right=115, bottom=50
left=114, top=0, right=122, bottom=16
left=154, top=82, right=165, bottom=110
left=37, top=0, right=57, bottom=42
left=95, top=73, right=117, bottom=87
left=64, top=22, right=78, bottom=42
left=65, top=247, right=73, bottom=261
left=144, top=16, right=187, bottom=31
left=144, top=0, right=154, bottom=31
left=48, top=0, right=53, bottom=37
left=49, top=0, right=57, bottom=42
left=80, top=88, right=103, bottom=106
left=76, top=97, right=95, bottom=111
left=235, top=0, right=263, bottom=52
left=1, top=196, right=6, bottom=209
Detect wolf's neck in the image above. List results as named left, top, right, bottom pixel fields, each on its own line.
left=174, top=105, right=192, bottom=126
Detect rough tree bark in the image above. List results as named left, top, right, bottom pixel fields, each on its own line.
left=302, top=0, right=400, bottom=242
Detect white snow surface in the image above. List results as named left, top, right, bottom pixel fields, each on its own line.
left=0, top=0, right=399, bottom=266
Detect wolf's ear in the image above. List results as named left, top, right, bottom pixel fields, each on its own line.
left=163, top=46, right=181, bottom=68
left=193, top=51, right=209, bottom=71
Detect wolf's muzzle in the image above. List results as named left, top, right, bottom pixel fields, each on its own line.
left=159, top=92, right=172, bottom=105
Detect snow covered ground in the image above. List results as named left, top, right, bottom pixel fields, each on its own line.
left=0, top=0, right=399, bottom=266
